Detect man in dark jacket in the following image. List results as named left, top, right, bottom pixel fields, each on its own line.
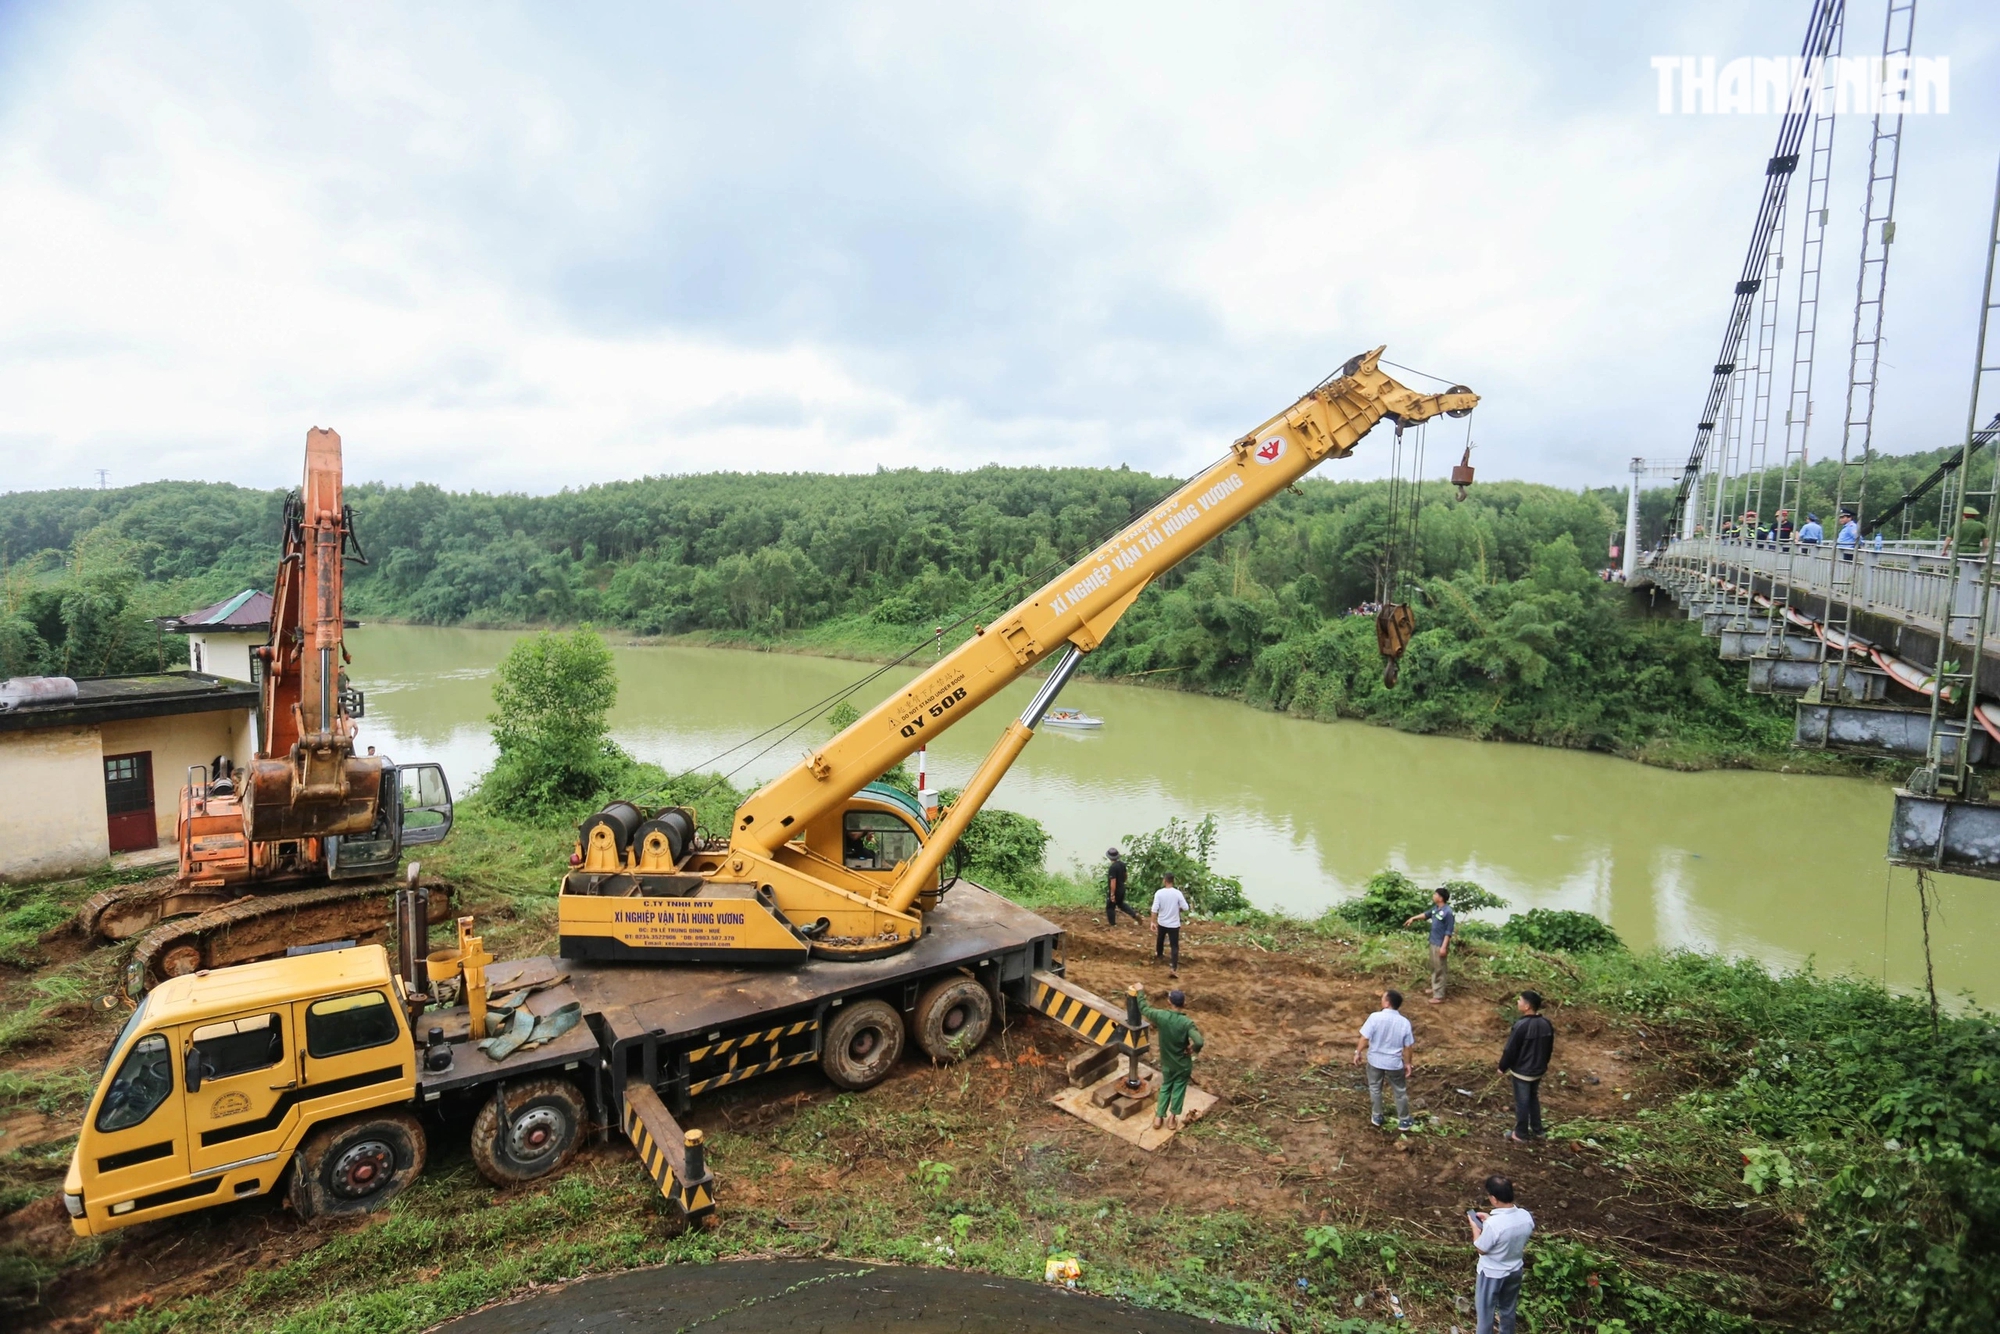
left=1498, top=990, right=1555, bottom=1143
left=1105, top=848, right=1140, bottom=926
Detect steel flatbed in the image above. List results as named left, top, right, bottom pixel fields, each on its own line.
left=410, top=884, right=1131, bottom=1220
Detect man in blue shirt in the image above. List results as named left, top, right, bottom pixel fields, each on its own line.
left=1797, top=514, right=1823, bottom=544
left=1403, top=886, right=1457, bottom=1003
left=1837, top=510, right=1859, bottom=559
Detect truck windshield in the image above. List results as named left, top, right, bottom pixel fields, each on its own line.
left=100, top=996, right=152, bottom=1076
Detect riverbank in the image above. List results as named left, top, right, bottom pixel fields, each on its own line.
left=606, top=615, right=1877, bottom=778
left=2, top=809, right=1990, bottom=1332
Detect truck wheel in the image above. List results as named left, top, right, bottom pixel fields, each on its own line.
left=821, top=999, right=904, bottom=1090
left=288, top=1111, right=426, bottom=1220
left=470, top=1078, right=586, bottom=1186
left=914, top=976, right=992, bottom=1063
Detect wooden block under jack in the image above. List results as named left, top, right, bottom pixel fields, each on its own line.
left=1052, top=1062, right=1219, bottom=1151
left=1090, top=1070, right=1153, bottom=1109
left=1066, top=1042, right=1123, bottom=1089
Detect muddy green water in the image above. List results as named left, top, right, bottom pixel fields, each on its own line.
left=349, top=625, right=1999, bottom=1007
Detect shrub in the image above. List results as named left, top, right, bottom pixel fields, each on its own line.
left=1120, top=814, right=1247, bottom=915
left=1501, top=908, right=1623, bottom=953
left=480, top=629, right=630, bottom=823
left=1333, top=870, right=1506, bottom=933
left=950, top=805, right=1050, bottom=887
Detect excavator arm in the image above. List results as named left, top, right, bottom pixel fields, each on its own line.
left=558, top=348, right=1475, bottom=963
left=243, top=428, right=383, bottom=840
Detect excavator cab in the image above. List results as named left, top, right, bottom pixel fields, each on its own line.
left=327, top=762, right=455, bottom=880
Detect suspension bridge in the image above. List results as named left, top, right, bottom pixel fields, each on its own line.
left=1626, top=0, right=2000, bottom=881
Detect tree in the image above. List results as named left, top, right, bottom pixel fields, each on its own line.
left=481, top=629, right=629, bottom=821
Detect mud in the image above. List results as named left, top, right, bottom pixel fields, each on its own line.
left=440, top=1258, right=1224, bottom=1333
left=1, top=909, right=1810, bottom=1329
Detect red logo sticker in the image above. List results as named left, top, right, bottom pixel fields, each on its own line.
left=1255, top=437, right=1285, bottom=464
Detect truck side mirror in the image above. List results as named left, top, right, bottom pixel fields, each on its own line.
left=184, top=1046, right=204, bottom=1094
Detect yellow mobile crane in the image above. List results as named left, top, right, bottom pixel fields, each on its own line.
left=63, top=349, right=1475, bottom=1238
left=558, top=348, right=1476, bottom=963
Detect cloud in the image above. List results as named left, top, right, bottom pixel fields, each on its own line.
left=0, top=1, right=1995, bottom=496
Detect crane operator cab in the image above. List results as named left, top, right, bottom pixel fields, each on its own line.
left=555, top=784, right=942, bottom=964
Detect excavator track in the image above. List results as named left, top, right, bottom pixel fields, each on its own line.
left=121, top=878, right=457, bottom=999
left=80, top=876, right=244, bottom=943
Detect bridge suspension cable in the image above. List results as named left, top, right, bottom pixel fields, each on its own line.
left=1666, top=0, right=1845, bottom=538
left=1821, top=0, right=1919, bottom=703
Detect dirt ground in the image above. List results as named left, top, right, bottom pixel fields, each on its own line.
left=0, top=908, right=1806, bottom=1331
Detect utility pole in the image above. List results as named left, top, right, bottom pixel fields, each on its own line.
left=1626, top=458, right=1683, bottom=577
left=1624, top=459, right=1643, bottom=581
left=95, top=469, right=110, bottom=490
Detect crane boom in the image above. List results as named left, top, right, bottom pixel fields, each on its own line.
left=734, top=347, right=1476, bottom=856
left=557, top=347, right=1477, bottom=964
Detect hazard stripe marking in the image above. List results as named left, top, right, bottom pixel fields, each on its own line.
left=687, top=1018, right=818, bottom=1063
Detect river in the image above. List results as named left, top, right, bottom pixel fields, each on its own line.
left=348, top=625, right=1999, bottom=1006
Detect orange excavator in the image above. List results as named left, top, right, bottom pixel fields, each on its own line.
left=83, top=428, right=456, bottom=994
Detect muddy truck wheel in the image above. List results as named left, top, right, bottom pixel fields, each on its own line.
left=913, top=975, right=991, bottom=1063
left=470, top=1078, right=585, bottom=1186
left=288, top=1111, right=427, bottom=1219
left=821, top=999, right=904, bottom=1089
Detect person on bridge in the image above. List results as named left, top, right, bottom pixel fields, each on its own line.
left=1837, top=510, right=1859, bottom=559
left=1404, top=886, right=1457, bottom=1002
left=1776, top=509, right=1794, bottom=545
left=1798, top=513, right=1823, bottom=545
left=1498, top=990, right=1556, bottom=1143
left=1957, top=506, right=1987, bottom=556
left=1104, top=848, right=1140, bottom=927
left=1133, top=985, right=1203, bottom=1131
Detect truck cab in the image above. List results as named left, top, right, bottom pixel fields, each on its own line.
left=65, top=948, right=416, bottom=1236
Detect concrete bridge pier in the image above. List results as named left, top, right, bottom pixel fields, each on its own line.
left=1890, top=791, right=2000, bottom=879
left=1747, top=659, right=1889, bottom=701
left=1794, top=702, right=1990, bottom=763
left=1720, top=630, right=1819, bottom=662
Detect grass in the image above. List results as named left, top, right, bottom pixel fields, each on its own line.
left=3, top=806, right=1988, bottom=1331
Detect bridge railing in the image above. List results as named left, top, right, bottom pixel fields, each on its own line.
left=1655, top=537, right=2000, bottom=650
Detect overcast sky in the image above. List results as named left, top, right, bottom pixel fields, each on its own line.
left=1, top=1, right=1995, bottom=497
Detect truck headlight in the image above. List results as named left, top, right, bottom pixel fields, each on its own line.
left=62, top=1192, right=85, bottom=1219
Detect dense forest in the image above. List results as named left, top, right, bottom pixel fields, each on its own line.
left=1, top=441, right=1973, bottom=763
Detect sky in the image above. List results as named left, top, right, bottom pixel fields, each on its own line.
left=0, top=1, right=1995, bottom=498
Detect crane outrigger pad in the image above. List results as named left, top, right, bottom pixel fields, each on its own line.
left=1052, top=1063, right=1217, bottom=1151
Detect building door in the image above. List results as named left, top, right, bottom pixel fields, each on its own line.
left=104, top=751, right=157, bottom=852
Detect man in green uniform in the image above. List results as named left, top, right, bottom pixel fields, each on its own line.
left=1134, top=985, right=1204, bottom=1130
left=1958, top=506, right=1987, bottom=556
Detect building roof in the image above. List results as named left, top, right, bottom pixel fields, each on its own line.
left=157, top=589, right=273, bottom=634
left=0, top=672, right=259, bottom=735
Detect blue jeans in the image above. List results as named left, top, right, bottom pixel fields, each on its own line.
left=1477, top=1272, right=1522, bottom=1334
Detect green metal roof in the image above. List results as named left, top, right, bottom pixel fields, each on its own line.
left=859, top=781, right=929, bottom=831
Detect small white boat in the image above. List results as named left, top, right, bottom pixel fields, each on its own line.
left=1042, top=708, right=1103, bottom=729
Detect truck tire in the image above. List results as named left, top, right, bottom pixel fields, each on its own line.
left=913, top=975, right=992, bottom=1063
left=470, top=1078, right=586, bottom=1186
left=287, top=1111, right=426, bottom=1220
left=821, top=999, right=904, bottom=1090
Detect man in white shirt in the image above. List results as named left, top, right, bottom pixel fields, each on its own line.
left=1150, top=873, right=1189, bottom=975
left=1352, top=989, right=1415, bottom=1131
left=1468, top=1174, right=1534, bottom=1334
